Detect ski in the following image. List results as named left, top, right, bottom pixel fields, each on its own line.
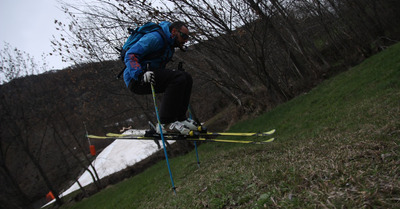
left=86, top=134, right=275, bottom=144
left=200, top=129, right=276, bottom=137
left=195, top=137, right=275, bottom=144
left=105, top=129, right=276, bottom=138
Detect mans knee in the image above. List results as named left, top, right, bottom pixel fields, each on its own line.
left=174, top=71, right=192, bottom=85
left=183, top=71, right=193, bottom=86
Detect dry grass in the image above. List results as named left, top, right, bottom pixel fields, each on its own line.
left=58, top=43, right=400, bottom=209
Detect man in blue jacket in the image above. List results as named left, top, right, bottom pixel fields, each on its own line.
left=123, top=21, right=197, bottom=135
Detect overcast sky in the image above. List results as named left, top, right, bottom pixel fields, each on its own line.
left=0, top=0, right=71, bottom=70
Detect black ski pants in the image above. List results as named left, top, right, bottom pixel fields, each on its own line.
left=128, top=68, right=193, bottom=124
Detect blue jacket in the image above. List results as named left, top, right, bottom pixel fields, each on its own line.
left=123, top=21, right=175, bottom=87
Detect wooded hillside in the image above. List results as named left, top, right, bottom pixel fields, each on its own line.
left=1, top=0, right=400, bottom=208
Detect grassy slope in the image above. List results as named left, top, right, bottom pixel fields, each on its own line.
left=60, top=43, right=400, bottom=208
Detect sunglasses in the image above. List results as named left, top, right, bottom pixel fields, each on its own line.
left=179, top=31, right=189, bottom=40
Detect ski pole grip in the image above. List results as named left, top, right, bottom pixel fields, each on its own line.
left=146, top=63, right=151, bottom=72
left=178, top=61, right=186, bottom=72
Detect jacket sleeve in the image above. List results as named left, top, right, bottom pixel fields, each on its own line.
left=124, top=32, right=163, bottom=81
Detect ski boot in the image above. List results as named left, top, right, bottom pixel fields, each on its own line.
left=182, top=118, right=208, bottom=136
left=156, top=121, right=191, bottom=135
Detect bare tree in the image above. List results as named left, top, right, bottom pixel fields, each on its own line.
left=50, top=0, right=400, bottom=112
left=0, top=42, right=49, bottom=84
left=0, top=90, right=64, bottom=206
left=51, top=0, right=167, bottom=65
left=0, top=122, right=33, bottom=209
left=56, top=109, right=103, bottom=190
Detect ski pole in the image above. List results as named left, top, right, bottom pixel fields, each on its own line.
left=149, top=75, right=176, bottom=195
left=178, top=62, right=201, bottom=168
left=188, top=105, right=200, bottom=168
left=194, top=141, right=200, bottom=168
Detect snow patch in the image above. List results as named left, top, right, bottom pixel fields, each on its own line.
left=42, top=129, right=171, bottom=208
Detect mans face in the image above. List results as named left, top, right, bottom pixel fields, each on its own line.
left=173, top=26, right=189, bottom=49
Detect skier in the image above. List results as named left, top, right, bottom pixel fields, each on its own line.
left=123, top=21, right=197, bottom=135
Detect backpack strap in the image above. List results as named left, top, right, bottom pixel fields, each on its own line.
left=142, top=27, right=168, bottom=60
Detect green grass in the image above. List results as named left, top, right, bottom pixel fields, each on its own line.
left=59, top=43, right=400, bottom=208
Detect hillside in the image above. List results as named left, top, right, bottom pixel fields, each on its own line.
left=2, top=1, right=400, bottom=206
left=56, top=42, right=400, bottom=208
left=0, top=57, right=231, bottom=208
left=4, top=1, right=400, bottom=207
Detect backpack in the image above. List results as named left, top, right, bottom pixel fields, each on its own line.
left=116, top=22, right=168, bottom=78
